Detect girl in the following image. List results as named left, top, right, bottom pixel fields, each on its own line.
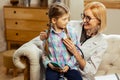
left=42, top=2, right=83, bottom=80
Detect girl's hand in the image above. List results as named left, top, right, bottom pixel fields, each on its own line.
left=61, top=65, right=69, bottom=73
left=62, top=38, right=78, bottom=56
left=40, top=31, right=47, bottom=40
left=48, top=63, right=62, bottom=72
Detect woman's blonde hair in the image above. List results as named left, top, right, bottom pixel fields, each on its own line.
left=84, top=2, right=107, bottom=32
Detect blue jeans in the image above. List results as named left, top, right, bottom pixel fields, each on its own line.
left=45, top=67, right=83, bottom=80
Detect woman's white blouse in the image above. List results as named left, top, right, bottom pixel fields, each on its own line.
left=80, top=33, right=108, bottom=80
left=67, top=20, right=108, bottom=80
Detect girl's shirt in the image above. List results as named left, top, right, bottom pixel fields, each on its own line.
left=42, top=26, right=81, bottom=70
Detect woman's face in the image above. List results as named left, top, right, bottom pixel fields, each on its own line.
left=83, top=9, right=100, bottom=30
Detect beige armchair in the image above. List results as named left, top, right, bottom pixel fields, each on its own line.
left=13, top=20, right=120, bottom=80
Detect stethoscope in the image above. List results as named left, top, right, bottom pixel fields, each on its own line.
left=75, top=44, right=84, bottom=59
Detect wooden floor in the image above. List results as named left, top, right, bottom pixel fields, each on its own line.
left=0, top=51, right=24, bottom=80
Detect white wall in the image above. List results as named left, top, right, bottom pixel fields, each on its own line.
left=69, top=0, right=84, bottom=20
left=103, top=9, right=120, bottom=35
left=69, top=0, right=120, bottom=35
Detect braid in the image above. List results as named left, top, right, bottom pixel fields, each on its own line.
left=44, top=19, right=51, bottom=56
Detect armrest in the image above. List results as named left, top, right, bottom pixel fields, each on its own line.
left=13, top=42, right=43, bottom=68
left=13, top=35, right=44, bottom=69
left=13, top=41, right=44, bottom=80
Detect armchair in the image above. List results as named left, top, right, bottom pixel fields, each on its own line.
left=13, top=20, right=120, bottom=80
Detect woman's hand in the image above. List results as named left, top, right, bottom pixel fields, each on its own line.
left=62, top=38, right=78, bottom=56
left=63, top=38, right=86, bottom=70
left=40, top=31, right=47, bottom=40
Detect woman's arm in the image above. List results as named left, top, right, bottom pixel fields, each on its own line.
left=63, top=37, right=107, bottom=74
left=62, top=38, right=86, bottom=70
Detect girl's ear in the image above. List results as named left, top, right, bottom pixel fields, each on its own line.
left=51, top=18, right=57, bottom=24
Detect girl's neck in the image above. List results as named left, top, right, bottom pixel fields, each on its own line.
left=52, top=26, right=64, bottom=33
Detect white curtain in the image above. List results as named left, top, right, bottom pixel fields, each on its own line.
left=0, top=0, right=9, bottom=52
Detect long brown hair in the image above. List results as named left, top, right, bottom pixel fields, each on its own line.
left=44, top=2, right=70, bottom=55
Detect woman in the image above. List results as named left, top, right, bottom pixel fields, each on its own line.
left=40, top=2, right=108, bottom=80
left=63, top=1, right=107, bottom=80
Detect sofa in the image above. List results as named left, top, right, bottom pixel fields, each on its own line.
left=13, top=20, right=120, bottom=80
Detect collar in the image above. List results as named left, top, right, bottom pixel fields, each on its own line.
left=50, top=27, right=65, bottom=34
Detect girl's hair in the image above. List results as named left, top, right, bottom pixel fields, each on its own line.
left=48, top=2, right=70, bottom=20
left=84, top=2, right=107, bottom=32
left=44, top=2, right=70, bottom=55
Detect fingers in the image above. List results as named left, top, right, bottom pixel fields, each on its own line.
left=40, top=31, right=47, bottom=40
left=54, top=67, right=62, bottom=72
left=63, top=38, right=72, bottom=49
left=63, top=38, right=75, bottom=51
left=49, top=63, right=60, bottom=72
left=61, top=66, right=69, bottom=73
left=49, top=63, right=69, bottom=73
left=48, top=63, right=62, bottom=72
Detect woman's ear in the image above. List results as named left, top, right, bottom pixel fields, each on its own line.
left=51, top=18, right=57, bottom=24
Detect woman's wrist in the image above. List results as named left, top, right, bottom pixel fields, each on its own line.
left=74, top=51, right=80, bottom=58
left=74, top=52, right=86, bottom=70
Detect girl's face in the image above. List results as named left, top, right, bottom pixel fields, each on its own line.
left=52, top=13, right=69, bottom=32
left=83, top=9, right=100, bottom=30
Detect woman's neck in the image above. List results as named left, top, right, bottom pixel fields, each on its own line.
left=85, top=28, right=98, bottom=37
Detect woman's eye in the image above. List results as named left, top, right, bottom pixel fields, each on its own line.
left=86, top=16, right=91, bottom=20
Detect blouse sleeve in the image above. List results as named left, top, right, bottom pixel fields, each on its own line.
left=80, top=37, right=108, bottom=75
